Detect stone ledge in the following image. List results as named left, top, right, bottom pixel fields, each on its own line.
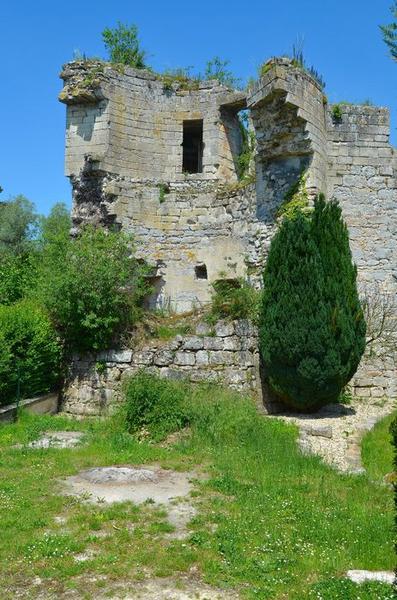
left=0, top=393, right=59, bottom=424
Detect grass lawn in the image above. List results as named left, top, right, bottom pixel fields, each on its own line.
left=0, top=387, right=395, bottom=600
left=361, top=410, right=397, bottom=482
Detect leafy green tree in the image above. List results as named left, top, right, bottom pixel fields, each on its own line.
left=34, top=225, right=150, bottom=353
left=0, top=195, right=39, bottom=304
left=102, top=22, right=147, bottom=68
left=0, top=195, right=37, bottom=254
left=380, top=2, right=397, bottom=61
left=205, top=56, right=240, bottom=88
left=39, top=202, right=71, bottom=247
left=259, top=195, right=366, bottom=411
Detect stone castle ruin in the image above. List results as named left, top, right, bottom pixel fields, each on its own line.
left=59, top=57, right=397, bottom=415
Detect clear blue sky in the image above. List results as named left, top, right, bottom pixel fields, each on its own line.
left=1, top=0, right=396, bottom=215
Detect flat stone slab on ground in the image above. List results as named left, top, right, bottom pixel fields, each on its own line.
left=346, top=570, right=395, bottom=585
left=18, top=431, right=85, bottom=449
left=63, top=465, right=193, bottom=505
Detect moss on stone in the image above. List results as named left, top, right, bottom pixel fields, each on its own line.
left=277, top=171, right=309, bottom=220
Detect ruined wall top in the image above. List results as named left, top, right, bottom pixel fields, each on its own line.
left=60, top=60, right=246, bottom=183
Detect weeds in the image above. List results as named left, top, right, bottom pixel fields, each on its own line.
left=206, top=278, right=261, bottom=324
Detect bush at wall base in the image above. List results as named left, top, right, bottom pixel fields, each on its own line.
left=122, top=371, right=189, bottom=441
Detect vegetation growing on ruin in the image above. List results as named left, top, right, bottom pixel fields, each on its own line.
left=204, top=56, right=241, bottom=88
left=160, top=57, right=240, bottom=92
left=157, top=183, right=170, bottom=203
left=260, top=195, right=366, bottom=411
left=276, top=171, right=309, bottom=219
left=161, top=67, right=202, bottom=91
left=237, top=111, right=255, bottom=181
left=102, top=22, right=147, bottom=69
left=207, top=277, right=261, bottom=324
left=332, top=103, right=343, bottom=122
left=34, top=224, right=151, bottom=353
left=290, top=44, right=326, bottom=89
left=260, top=45, right=326, bottom=90
left=0, top=383, right=394, bottom=598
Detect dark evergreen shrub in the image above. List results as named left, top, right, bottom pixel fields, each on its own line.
left=259, top=195, right=366, bottom=411
left=0, top=301, right=61, bottom=406
left=122, top=372, right=189, bottom=441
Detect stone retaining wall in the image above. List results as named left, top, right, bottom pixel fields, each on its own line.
left=62, top=316, right=396, bottom=418
left=62, top=319, right=264, bottom=417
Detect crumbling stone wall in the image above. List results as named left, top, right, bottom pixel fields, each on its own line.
left=61, top=61, right=246, bottom=182
left=62, top=319, right=263, bottom=416
left=59, top=57, right=397, bottom=408
left=327, top=104, right=397, bottom=399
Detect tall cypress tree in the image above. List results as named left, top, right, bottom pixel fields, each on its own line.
left=259, top=195, right=366, bottom=411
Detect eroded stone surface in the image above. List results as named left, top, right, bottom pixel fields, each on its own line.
left=63, top=465, right=193, bottom=505
left=100, top=577, right=240, bottom=599
left=21, top=431, right=85, bottom=449
left=346, top=570, right=395, bottom=585
left=80, top=466, right=158, bottom=485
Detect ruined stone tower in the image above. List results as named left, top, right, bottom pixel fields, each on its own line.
left=60, top=57, right=397, bottom=410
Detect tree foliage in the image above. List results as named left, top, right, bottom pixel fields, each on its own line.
left=102, top=22, right=147, bottom=68
left=380, top=2, right=397, bottom=61
left=0, top=195, right=37, bottom=254
left=34, top=225, right=150, bottom=353
left=0, top=301, right=61, bottom=406
left=0, top=196, right=39, bottom=304
left=259, top=195, right=366, bottom=411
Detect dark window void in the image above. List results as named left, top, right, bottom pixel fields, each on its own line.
left=183, top=120, right=203, bottom=173
left=195, top=264, right=208, bottom=280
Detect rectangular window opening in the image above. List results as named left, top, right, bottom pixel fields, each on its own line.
left=182, top=120, right=203, bottom=174
left=195, top=264, right=208, bottom=280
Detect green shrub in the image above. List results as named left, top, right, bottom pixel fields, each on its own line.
left=122, top=372, right=189, bottom=441
left=102, top=22, right=147, bottom=69
left=260, top=195, right=366, bottom=411
left=208, top=278, right=261, bottom=324
left=34, top=225, right=150, bottom=353
left=0, top=301, right=61, bottom=406
left=332, top=104, right=343, bottom=122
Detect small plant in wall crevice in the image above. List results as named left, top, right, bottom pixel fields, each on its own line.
left=332, top=104, right=343, bottom=123
left=158, top=183, right=170, bottom=203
